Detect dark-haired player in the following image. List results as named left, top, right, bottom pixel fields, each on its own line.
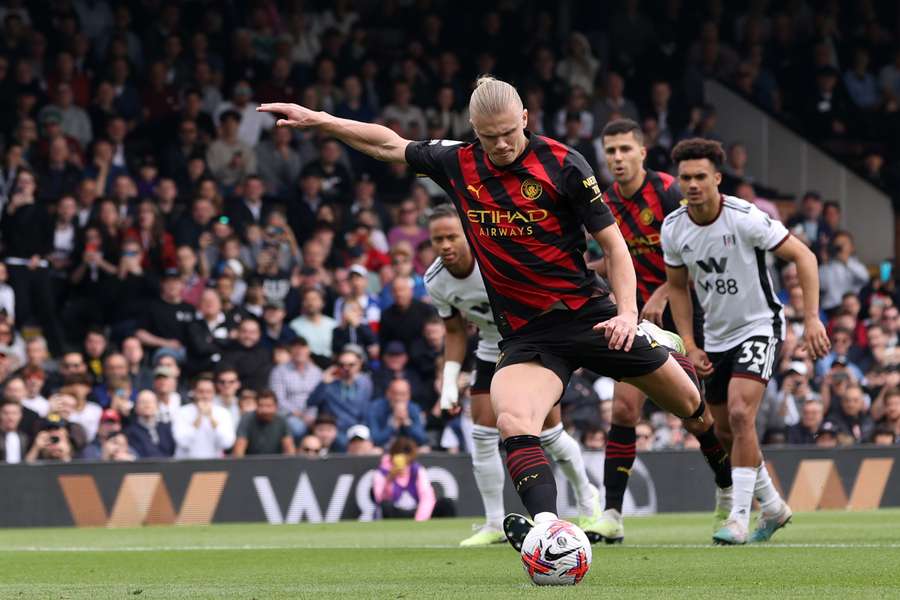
left=663, top=138, right=830, bottom=544
left=595, top=119, right=733, bottom=543
left=258, top=77, right=705, bottom=552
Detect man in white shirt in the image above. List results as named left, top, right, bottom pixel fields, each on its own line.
left=173, top=376, right=234, bottom=459
left=290, top=287, right=336, bottom=363
left=215, top=81, right=275, bottom=146
left=0, top=401, right=27, bottom=463
left=663, top=138, right=830, bottom=545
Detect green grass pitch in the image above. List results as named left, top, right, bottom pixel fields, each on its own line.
left=2, top=510, right=899, bottom=599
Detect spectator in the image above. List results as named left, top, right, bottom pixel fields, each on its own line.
left=212, top=366, right=242, bottom=428
left=592, top=72, right=640, bottom=135
left=372, top=341, right=428, bottom=407
left=121, top=336, right=153, bottom=392
left=256, top=125, right=302, bottom=198
left=819, top=232, right=871, bottom=314
left=135, top=269, right=194, bottom=363
left=215, top=81, right=275, bottom=147
left=333, top=265, right=381, bottom=333
left=60, top=378, right=101, bottom=442
left=815, top=420, right=843, bottom=448
left=368, top=378, right=428, bottom=448
left=260, top=299, right=296, bottom=350
left=876, top=387, right=900, bottom=439
left=151, top=364, right=182, bottom=423
left=303, top=138, right=354, bottom=204
left=21, top=366, right=48, bottom=417
left=346, top=423, right=380, bottom=455
left=233, top=390, right=295, bottom=457
left=222, top=318, right=272, bottom=391
left=80, top=409, right=128, bottom=460
left=172, top=376, right=235, bottom=459
left=4, top=375, right=38, bottom=436
left=373, top=436, right=436, bottom=521
left=331, top=299, right=378, bottom=361
left=872, top=425, right=896, bottom=446
left=39, top=82, right=92, bottom=147
left=787, top=399, right=826, bottom=445
left=91, top=352, right=137, bottom=412
left=226, top=175, right=273, bottom=239
left=297, top=433, right=323, bottom=458
left=0, top=400, right=28, bottom=463
left=381, top=81, right=426, bottom=138
left=310, top=412, right=343, bottom=454
left=289, top=287, right=336, bottom=365
left=269, top=336, right=322, bottom=440
left=206, top=109, right=256, bottom=190
left=186, top=288, right=231, bottom=375
left=24, top=413, right=73, bottom=463
left=787, top=191, right=825, bottom=248
left=828, top=383, right=874, bottom=443
left=379, top=277, right=436, bottom=349
left=125, top=390, right=175, bottom=458
left=634, top=422, right=652, bottom=451
left=307, top=348, right=373, bottom=445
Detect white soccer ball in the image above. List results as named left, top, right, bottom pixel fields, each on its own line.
left=519, top=519, right=592, bottom=586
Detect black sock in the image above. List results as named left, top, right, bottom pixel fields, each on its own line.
left=503, top=435, right=557, bottom=518
left=604, top=424, right=636, bottom=513
left=696, top=426, right=733, bottom=489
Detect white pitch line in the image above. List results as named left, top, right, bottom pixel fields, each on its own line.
left=3, top=542, right=900, bottom=552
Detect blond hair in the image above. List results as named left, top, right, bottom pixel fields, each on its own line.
left=469, top=75, right=523, bottom=118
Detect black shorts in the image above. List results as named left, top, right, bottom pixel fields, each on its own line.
left=705, top=335, right=783, bottom=405
left=496, top=296, right=670, bottom=388
left=471, top=357, right=495, bottom=396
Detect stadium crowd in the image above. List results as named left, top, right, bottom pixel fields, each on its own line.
left=1, top=0, right=900, bottom=465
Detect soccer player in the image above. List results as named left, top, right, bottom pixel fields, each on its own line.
left=595, top=119, right=733, bottom=543
left=258, top=76, right=704, bottom=551
left=426, top=204, right=602, bottom=546
left=662, top=138, right=830, bottom=545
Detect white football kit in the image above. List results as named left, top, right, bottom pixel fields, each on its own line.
left=425, top=257, right=500, bottom=363
left=661, top=195, right=789, bottom=353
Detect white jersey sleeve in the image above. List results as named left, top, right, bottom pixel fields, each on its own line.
left=661, top=211, right=686, bottom=267
left=739, top=203, right=791, bottom=251
left=424, top=258, right=501, bottom=363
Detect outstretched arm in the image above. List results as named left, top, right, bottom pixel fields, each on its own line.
left=257, top=103, right=411, bottom=163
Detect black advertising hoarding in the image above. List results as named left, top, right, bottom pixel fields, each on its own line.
left=0, top=447, right=897, bottom=528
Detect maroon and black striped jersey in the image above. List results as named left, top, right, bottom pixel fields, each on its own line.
left=406, top=133, right=615, bottom=336
left=602, top=170, right=683, bottom=306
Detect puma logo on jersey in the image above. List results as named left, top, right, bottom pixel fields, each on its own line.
left=467, top=184, right=484, bottom=199
left=617, top=467, right=632, bottom=476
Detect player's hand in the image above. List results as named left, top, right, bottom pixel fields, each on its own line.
left=439, top=376, right=459, bottom=411
left=257, top=103, right=323, bottom=129
left=594, top=311, right=638, bottom=352
left=688, top=347, right=714, bottom=378
left=803, top=317, right=831, bottom=359
left=639, top=291, right=668, bottom=326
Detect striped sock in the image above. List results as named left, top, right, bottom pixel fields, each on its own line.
left=503, top=435, right=558, bottom=518
left=604, top=424, right=637, bottom=513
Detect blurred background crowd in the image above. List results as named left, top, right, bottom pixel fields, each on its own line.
left=1, top=0, right=899, bottom=465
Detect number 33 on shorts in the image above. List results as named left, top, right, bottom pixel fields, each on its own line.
left=736, top=337, right=779, bottom=379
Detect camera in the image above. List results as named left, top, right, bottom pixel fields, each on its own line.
left=49, top=435, right=61, bottom=444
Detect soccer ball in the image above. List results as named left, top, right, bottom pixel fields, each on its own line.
left=519, top=519, right=592, bottom=586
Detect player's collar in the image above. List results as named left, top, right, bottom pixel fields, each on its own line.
left=687, top=194, right=724, bottom=226
left=445, top=256, right=476, bottom=280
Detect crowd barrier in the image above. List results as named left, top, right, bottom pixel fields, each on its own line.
left=1, top=447, right=896, bottom=528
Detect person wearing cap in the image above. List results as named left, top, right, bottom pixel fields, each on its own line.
left=333, top=264, right=382, bottom=333
left=307, top=349, right=373, bottom=447
left=79, top=408, right=132, bottom=460
left=378, top=276, right=437, bottom=351
left=289, top=288, right=336, bottom=366
left=172, top=376, right=235, bottom=458
left=814, top=420, right=846, bottom=448
left=367, top=378, right=428, bottom=448
left=269, top=336, right=322, bottom=440
left=233, top=390, right=294, bottom=457
left=125, top=390, right=175, bottom=458
left=260, top=298, right=297, bottom=350
left=206, top=108, right=257, bottom=189
left=151, top=362, right=183, bottom=423
left=24, top=413, right=74, bottom=463
left=215, top=80, right=275, bottom=146
left=39, top=82, right=92, bottom=148
left=1, top=400, right=29, bottom=464
left=136, top=267, right=195, bottom=363
left=815, top=327, right=865, bottom=381
left=371, top=340, right=428, bottom=406
left=346, top=423, right=380, bottom=455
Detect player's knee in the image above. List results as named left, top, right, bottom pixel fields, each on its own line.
left=611, top=397, right=641, bottom=426
left=495, top=411, right=528, bottom=438
left=727, top=400, right=755, bottom=434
